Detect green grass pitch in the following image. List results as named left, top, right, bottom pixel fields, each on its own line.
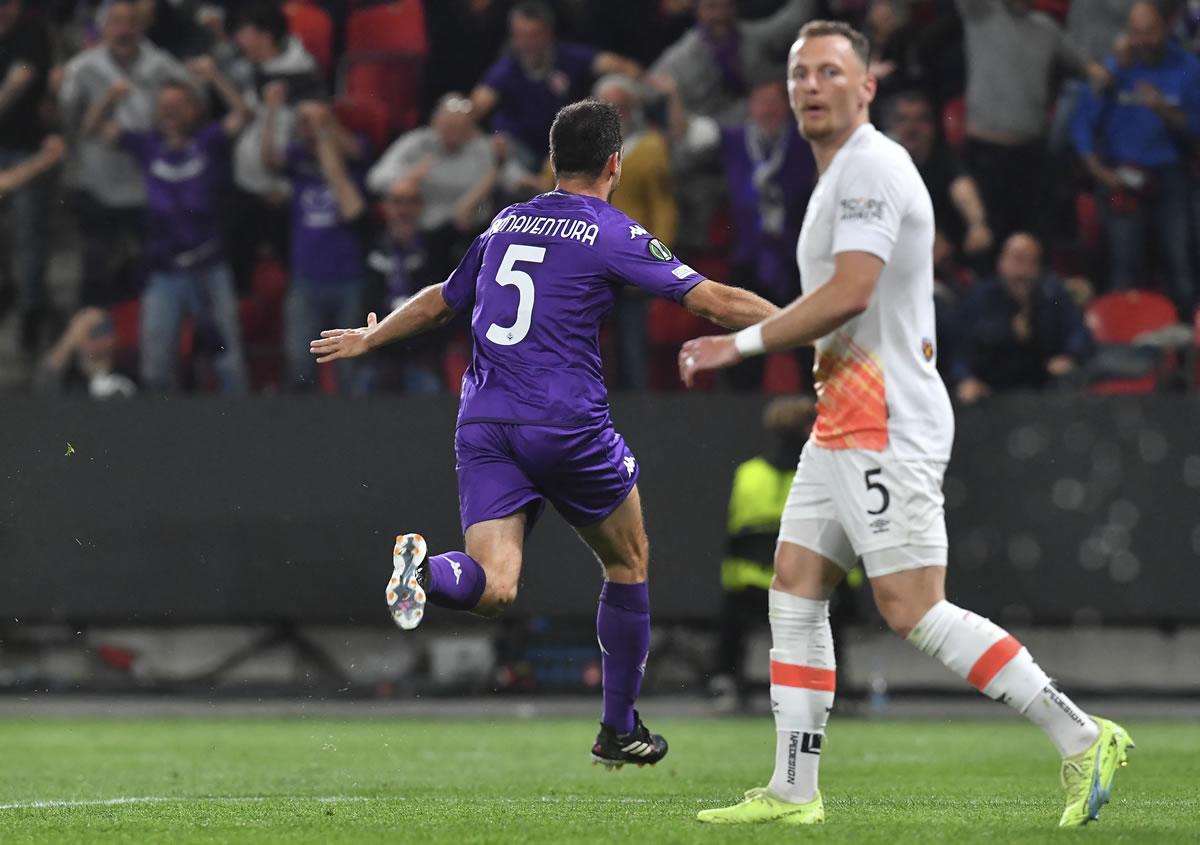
left=0, top=716, right=1196, bottom=843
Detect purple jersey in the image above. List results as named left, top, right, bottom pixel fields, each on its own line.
left=286, top=142, right=367, bottom=283
left=121, top=124, right=229, bottom=272
left=441, top=190, right=704, bottom=427
left=482, top=42, right=598, bottom=156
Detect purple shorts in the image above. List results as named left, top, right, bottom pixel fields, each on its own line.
left=455, top=421, right=640, bottom=533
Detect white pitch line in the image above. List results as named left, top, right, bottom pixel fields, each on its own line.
left=0, top=796, right=372, bottom=811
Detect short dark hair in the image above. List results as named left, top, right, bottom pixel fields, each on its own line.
left=549, top=100, right=622, bottom=180
left=796, top=20, right=871, bottom=69
left=511, top=0, right=555, bottom=30
left=236, top=1, right=289, bottom=44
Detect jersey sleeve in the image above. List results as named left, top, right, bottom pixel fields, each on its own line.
left=440, top=231, right=489, bottom=312
left=603, top=218, right=703, bottom=303
left=830, top=152, right=909, bottom=264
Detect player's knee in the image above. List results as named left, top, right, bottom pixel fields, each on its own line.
left=874, top=594, right=930, bottom=638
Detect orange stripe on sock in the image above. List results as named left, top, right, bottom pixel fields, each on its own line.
left=770, top=661, right=836, bottom=692
left=966, top=635, right=1022, bottom=691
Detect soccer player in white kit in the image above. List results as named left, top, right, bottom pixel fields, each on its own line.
left=681, top=20, right=1133, bottom=828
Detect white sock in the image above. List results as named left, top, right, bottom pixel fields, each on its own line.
left=908, top=600, right=1100, bottom=757
left=766, top=590, right=834, bottom=804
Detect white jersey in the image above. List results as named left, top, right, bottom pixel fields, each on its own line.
left=796, top=123, right=954, bottom=461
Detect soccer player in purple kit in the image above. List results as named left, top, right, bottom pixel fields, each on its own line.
left=310, top=100, right=777, bottom=767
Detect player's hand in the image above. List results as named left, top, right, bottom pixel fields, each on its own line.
left=678, top=334, right=740, bottom=388
left=310, top=312, right=378, bottom=363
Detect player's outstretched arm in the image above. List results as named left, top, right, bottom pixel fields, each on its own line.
left=309, top=283, right=456, bottom=363
left=679, top=252, right=882, bottom=387
left=681, top=280, right=779, bottom=330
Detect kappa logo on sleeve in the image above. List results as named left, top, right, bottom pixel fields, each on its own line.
left=840, top=197, right=886, bottom=222
left=628, top=224, right=648, bottom=239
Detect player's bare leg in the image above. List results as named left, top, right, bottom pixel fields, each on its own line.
left=387, top=513, right=526, bottom=629
left=575, top=486, right=668, bottom=768
left=699, top=541, right=841, bottom=824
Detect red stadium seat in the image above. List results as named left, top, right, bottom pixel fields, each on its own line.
left=1085, top=291, right=1178, bottom=394
left=340, top=1, right=428, bottom=137
left=1192, top=306, right=1200, bottom=391
left=284, top=1, right=334, bottom=76
left=345, top=0, right=427, bottom=55
left=1086, top=291, right=1177, bottom=343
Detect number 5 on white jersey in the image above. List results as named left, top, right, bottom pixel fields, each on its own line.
left=486, top=243, right=545, bottom=346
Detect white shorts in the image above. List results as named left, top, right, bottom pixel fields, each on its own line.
left=778, top=442, right=948, bottom=579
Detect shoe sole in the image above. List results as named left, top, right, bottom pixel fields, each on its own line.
left=590, top=754, right=659, bottom=770
left=387, top=533, right=427, bottom=631
left=696, top=805, right=825, bottom=825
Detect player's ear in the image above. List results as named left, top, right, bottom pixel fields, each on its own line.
left=861, top=71, right=877, bottom=109
left=607, top=150, right=621, bottom=177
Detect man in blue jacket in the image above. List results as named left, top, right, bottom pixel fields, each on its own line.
left=1072, top=1, right=1200, bottom=311
left=950, top=233, right=1094, bottom=404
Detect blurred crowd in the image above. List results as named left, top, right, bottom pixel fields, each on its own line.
left=0, top=0, right=1198, bottom=399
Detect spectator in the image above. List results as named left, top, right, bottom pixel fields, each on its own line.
left=864, top=0, right=923, bottom=115
left=134, top=0, right=212, bottom=58
left=367, top=92, right=497, bottom=278
left=950, top=232, right=1093, bottom=402
left=470, top=1, right=642, bottom=167
left=263, top=96, right=368, bottom=393
left=358, top=176, right=445, bottom=394
left=1178, top=0, right=1200, bottom=55
left=225, top=1, right=323, bottom=288
left=721, top=79, right=815, bottom=307
left=650, top=0, right=814, bottom=127
left=34, top=307, right=137, bottom=398
left=955, top=0, right=1108, bottom=244
left=59, top=0, right=190, bottom=306
left=0, top=0, right=56, bottom=351
left=1072, top=1, right=1200, bottom=311
left=1068, top=0, right=1137, bottom=63
left=90, top=56, right=250, bottom=395
left=887, top=89, right=993, bottom=274
left=597, top=74, right=679, bottom=389
left=422, top=0, right=513, bottom=118
left=1051, top=0, right=1136, bottom=151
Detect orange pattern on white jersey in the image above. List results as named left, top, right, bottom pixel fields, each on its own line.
left=810, top=333, right=889, bottom=451
left=795, top=124, right=954, bottom=461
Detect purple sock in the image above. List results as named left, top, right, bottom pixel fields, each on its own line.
left=424, top=551, right=486, bottom=611
left=596, top=580, right=650, bottom=735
